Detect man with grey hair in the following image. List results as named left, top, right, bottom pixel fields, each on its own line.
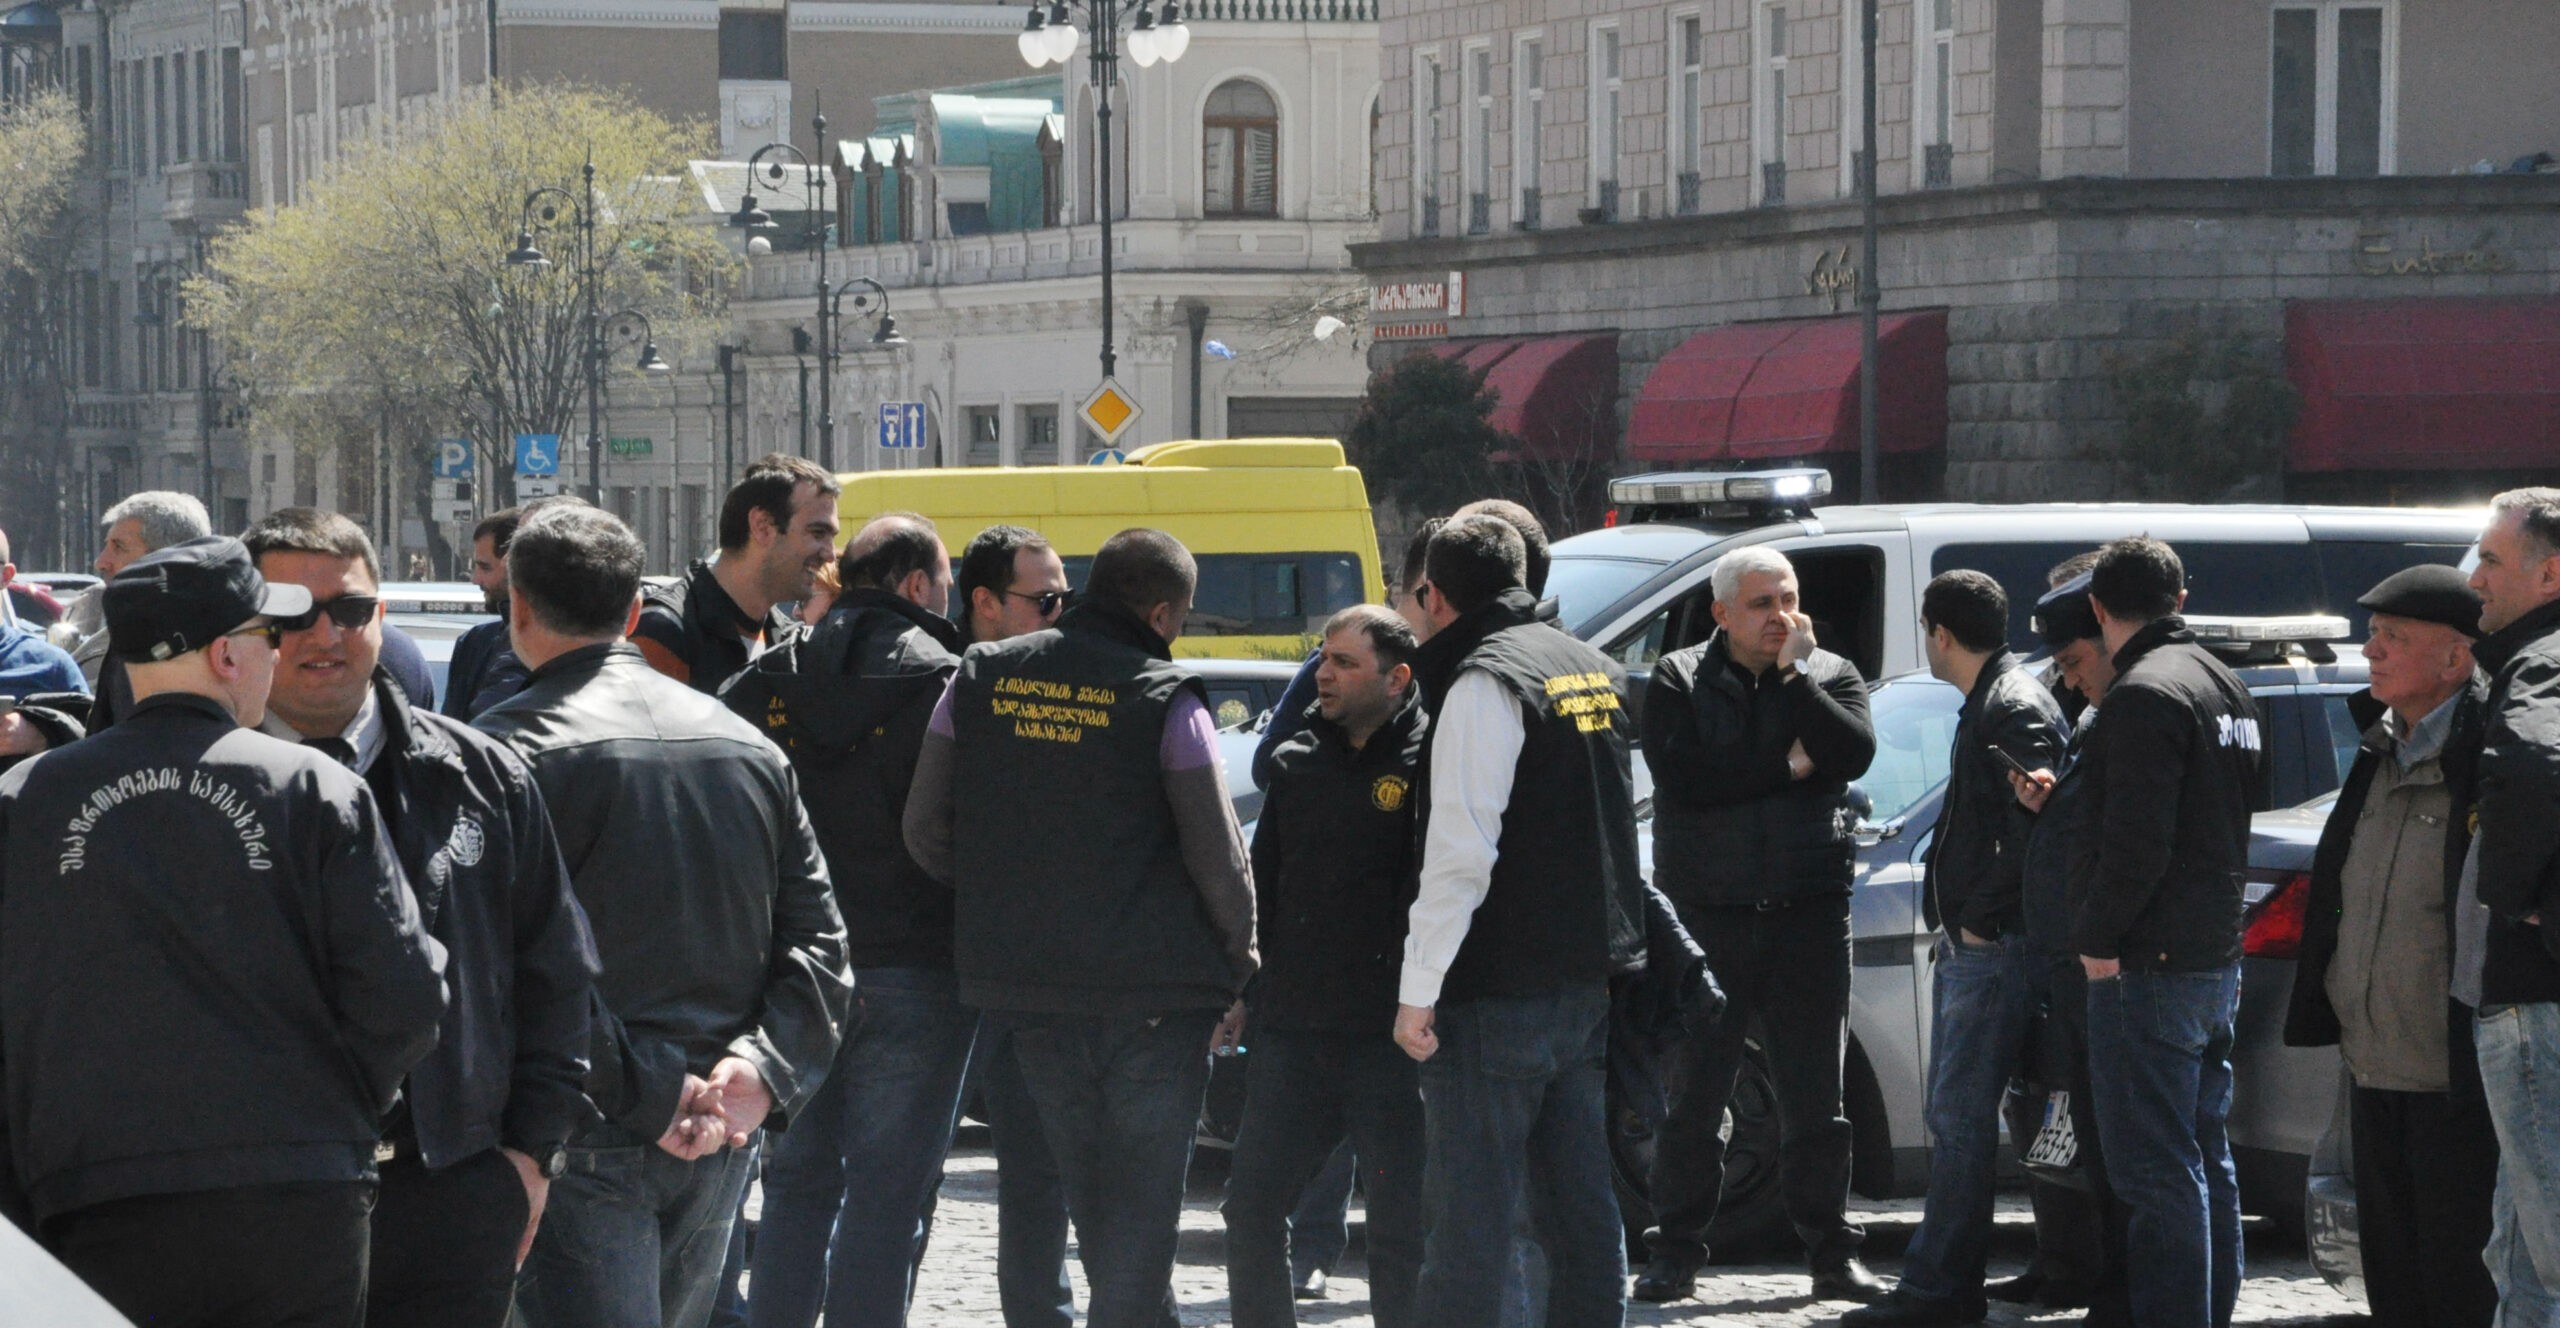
left=2457, top=486, right=2560, bottom=1320
left=55, top=492, right=212, bottom=709
left=1635, top=544, right=1884, bottom=1305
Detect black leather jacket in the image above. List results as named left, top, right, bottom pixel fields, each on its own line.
left=1640, top=632, right=1876, bottom=909
left=475, top=644, right=852, bottom=1142
left=2468, top=596, right=2560, bottom=1000
left=369, top=673, right=600, bottom=1166
left=1924, top=652, right=2066, bottom=938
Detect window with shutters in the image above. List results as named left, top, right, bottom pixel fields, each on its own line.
left=1203, top=79, right=1279, bottom=217
left=2270, top=3, right=2393, bottom=177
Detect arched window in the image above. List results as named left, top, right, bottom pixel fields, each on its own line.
left=1202, top=79, right=1278, bottom=217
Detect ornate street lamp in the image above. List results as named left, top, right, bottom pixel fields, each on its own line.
left=506, top=149, right=607, bottom=503
left=729, top=105, right=848, bottom=467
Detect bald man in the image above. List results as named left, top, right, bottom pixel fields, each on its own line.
left=727, top=514, right=975, bottom=1328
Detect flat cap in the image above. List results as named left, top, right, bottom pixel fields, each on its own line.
left=2358, top=563, right=2483, bottom=639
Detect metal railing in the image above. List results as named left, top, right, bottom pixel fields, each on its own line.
left=1593, top=179, right=1619, bottom=223
left=1518, top=187, right=1539, bottom=230
left=1466, top=191, right=1489, bottom=235
left=1676, top=171, right=1700, bottom=215
left=1189, top=0, right=1376, bottom=20
left=1924, top=142, right=1954, bottom=188
left=1761, top=160, right=1787, bottom=206
left=1419, top=194, right=1440, bottom=237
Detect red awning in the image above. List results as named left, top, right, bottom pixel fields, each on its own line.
left=1626, top=311, right=1948, bottom=461
left=1481, top=335, right=1619, bottom=462
left=2286, top=299, right=2560, bottom=472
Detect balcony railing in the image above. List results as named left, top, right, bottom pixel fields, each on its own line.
left=1676, top=171, right=1700, bottom=215
left=1761, top=160, right=1787, bottom=206
left=163, top=160, right=248, bottom=230
left=1419, top=194, right=1440, bottom=237
left=1579, top=179, right=1618, bottom=225
left=1190, top=0, right=1376, bottom=20
left=1466, top=192, right=1489, bottom=235
left=1518, top=187, right=1540, bottom=231
left=1924, top=142, right=1954, bottom=189
left=740, top=215, right=1377, bottom=300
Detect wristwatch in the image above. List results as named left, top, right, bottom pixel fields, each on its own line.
left=516, top=1142, right=569, bottom=1179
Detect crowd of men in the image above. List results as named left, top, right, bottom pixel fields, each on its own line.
left=0, top=465, right=2557, bottom=1328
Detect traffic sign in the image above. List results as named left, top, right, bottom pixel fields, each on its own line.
left=1088, top=449, right=1127, bottom=465
left=608, top=436, right=653, bottom=457
left=515, top=433, right=562, bottom=477
left=1078, top=379, right=1141, bottom=445
left=434, top=500, right=472, bottom=525
left=877, top=401, right=928, bottom=450
left=518, top=476, right=562, bottom=498
left=431, top=439, right=474, bottom=478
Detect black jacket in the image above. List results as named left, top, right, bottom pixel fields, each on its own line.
left=722, top=590, right=963, bottom=971
left=1925, top=652, right=2066, bottom=938
left=475, top=644, right=851, bottom=1142
left=1249, top=691, right=1426, bottom=1033
left=442, top=618, right=530, bottom=722
left=366, top=673, right=600, bottom=1165
left=2283, top=685, right=2485, bottom=1098
left=2019, top=711, right=2100, bottom=955
left=2466, top=596, right=2560, bottom=1001
left=635, top=560, right=802, bottom=694
left=1641, top=632, right=1876, bottom=908
left=2070, top=618, right=2264, bottom=969
left=0, top=695, right=448, bottom=1224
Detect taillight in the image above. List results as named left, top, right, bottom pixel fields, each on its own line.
left=1602, top=507, right=1620, bottom=528
left=2242, top=871, right=2312, bottom=959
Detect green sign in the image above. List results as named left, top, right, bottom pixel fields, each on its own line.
left=608, top=435, right=653, bottom=457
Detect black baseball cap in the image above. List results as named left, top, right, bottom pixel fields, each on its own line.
left=104, top=535, right=315, bottom=663
left=2033, top=572, right=2102, bottom=650
left=2358, top=563, right=2484, bottom=640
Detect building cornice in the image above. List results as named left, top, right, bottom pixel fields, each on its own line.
left=789, top=2, right=1022, bottom=34
left=493, top=0, right=714, bottom=29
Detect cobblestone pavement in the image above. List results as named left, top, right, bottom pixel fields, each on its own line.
left=877, top=1143, right=2367, bottom=1327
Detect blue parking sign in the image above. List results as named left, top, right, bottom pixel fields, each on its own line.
left=431, top=439, right=474, bottom=478
left=515, top=433, right=561, bottom=477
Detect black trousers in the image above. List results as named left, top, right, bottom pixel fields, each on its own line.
left=47, top=1180, right=374, bottom=1328
left=2352, top=1085, right=2499, bottom=1328
left=1646, top=895, right=1861, bottom=1266
left=367, top=1147, right=530, bottom=1328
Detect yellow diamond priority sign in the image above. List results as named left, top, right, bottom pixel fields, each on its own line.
left=1079, top=378, right=1142, bottom=444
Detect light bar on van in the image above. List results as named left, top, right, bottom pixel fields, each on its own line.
left=2182, top=614, right=2352, bottom=644
left=1606, top=468, right=1834, bottom=509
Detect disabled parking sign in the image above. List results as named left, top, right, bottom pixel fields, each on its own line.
left=515, top=433, right=561, bottom=477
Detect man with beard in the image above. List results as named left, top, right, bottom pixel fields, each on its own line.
left=445, top=508, right=533, bottom=721
left=635, top=455, right=841, bottom=692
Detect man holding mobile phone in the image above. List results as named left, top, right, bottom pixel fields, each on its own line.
left=1847, top=570, right=2065, bottom=1328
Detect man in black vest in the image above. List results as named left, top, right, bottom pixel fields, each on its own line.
left=1634, top=544, right=1883, bottom=1305
left=246, top=508, right=601, bottom=1328
left=1393, top=514, right=1644, bottom=1328
left=634, top=454, right=840, bottom=691
left=735, top=513, right=979, bottom=1328
left=0, top=535, right=448, bottom=1327
left=1222, top=603, right=1429, bottom=1328
left=906, top=528, right=1255, bottom=1328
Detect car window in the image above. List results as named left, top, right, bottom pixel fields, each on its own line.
left=1205, top=687, right=1259, bottom=730
left=1932, top=541, right=2326, bottom=657
left=2310, top=690, right=2365, bottom=795
left=1546, top=555, right=1670, bottom=636
left=1862, top=678, right=1964, bottom=824
left=2315, top=541, right=2470, bottom=639
left=1607, top=610, right=1671, bottom=670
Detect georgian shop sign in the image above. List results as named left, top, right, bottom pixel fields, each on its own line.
left=1370, top=272, right=1467, bottom=339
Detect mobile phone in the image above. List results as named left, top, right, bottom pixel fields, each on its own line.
left=1985, top=742, right=2036, bottom=780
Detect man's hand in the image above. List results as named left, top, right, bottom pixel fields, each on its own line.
left=705, top=1057, right=774, bottom=1148
left=2080, top=955, right=2121, bottom=980
left=1786, top=739, right=1814, bottom=781
left=655, top=1075, right=727, bottom=1161
left=0, top=712, right=49, bottom=758
left=2010, top=768, right=2056, bottom=814
left=498, top=1147, right=552, bottom=1269
left=1394, top=1004, right=1438, bottom=1063
left=1210, top=1001, right=1247, bottom=1057
left=1777, top=611, right=1819, bottom=670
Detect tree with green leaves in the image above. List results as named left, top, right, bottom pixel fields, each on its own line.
left=1343, top=349, right=1510, bottom=519
left=194, top=83, right=734, bottom=560
left=2107, top=332, right=2300, bottom=502
left=0, top=88, right=89, bottom=565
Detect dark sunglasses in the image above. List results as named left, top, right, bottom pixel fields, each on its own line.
left=1006, top=588, right=1073, bottom=616
left=276, top=594, right=381, bottom=633
left=225, top=621, right=284, bottom=646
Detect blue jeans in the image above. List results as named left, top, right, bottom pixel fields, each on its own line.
left=1222, top=1029, right=1426, bottom=1328
left=1899, top=934, right=2039, bottom=1304
left=2085, top=967, right=2243, bottom=1328
left=749, top=968, right=981, bottom=1328
left=516, top=1139, right=760, bottom=1328
left=2474, top=1000, right=2560, bottom=1327
left=1004, top=1009, right=1219, bottom=1328
left=1413, top=986, right=1626, bottom=1328
left=977, top=1022, right=1076, bottom=1328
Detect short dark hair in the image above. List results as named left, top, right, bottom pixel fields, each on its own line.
left=1425, top=514, right=1527, bottom=615
left=717, top=454, right=840, bottom=551
left=1923, top=570, right=2009, bottom=654
left=1397, top=517, right=1445, bottom=595
left=957, top=524, right=1052, bottom=615
left=1085, top=529, right=1197, bottom=619
left=839, top=513, right=943, bottom=593
left=2493, top=487, right=2560, bottom=560
left=509, top=505, right=647, bottom=638
left=474, top=507, right=523, bottom=556
left=2046, top=549, right=2102, bottom=589
left=242, top=507, right=382, bottom=585
left=2090, top=536, right=2183, bottom=623
left=1454, top=498, right=1550, bottom=596
left=1324, top=603, right=1418, bottom=674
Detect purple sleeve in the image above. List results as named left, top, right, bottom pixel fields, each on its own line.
left=1160, top=691, right=1220, bottom=771
left=928, top=675, right=959, bottom=738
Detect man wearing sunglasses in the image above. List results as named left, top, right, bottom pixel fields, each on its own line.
left=245, top=508, right=601, bottom=1328
left=0, top=534, right=449, bottom=1327
left=957, top=525, right=1073, bottom=648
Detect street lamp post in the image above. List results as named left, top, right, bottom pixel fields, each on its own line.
left=819, top=275, right=908, bottom=460
left=728, top=107, right=837, bottom=466
left=1017, top=0, right=1189, bottom=382
left=506, top=149, right=603, bottom=502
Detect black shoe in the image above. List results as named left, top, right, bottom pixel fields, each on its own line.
left=1293, top=1268, right=1328, bottom=1301
left=1811, top=1258, right=1891, bottom=1304
left=1632, top=1254, right=1703, bottom=1304
left=1984, top=1272, right=2044, bottom=1304
left=1839, top=1289, right=1988, bottom=1327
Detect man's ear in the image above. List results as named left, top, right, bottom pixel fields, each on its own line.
left=1386, top=661, right=1413, bottom=696
left=622, top=595, right=643, bottom=638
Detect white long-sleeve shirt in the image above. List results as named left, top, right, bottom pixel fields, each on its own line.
left=1398, top=669, right=1525, bottom=1008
